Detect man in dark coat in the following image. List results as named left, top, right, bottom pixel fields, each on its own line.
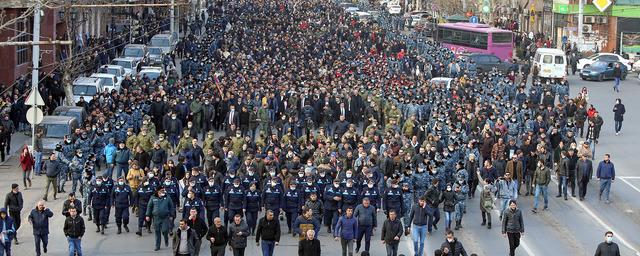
left=612, top=98, right=625, bottom=135
left=28, top=200, right=54, bottom=256
left=298, top=229, right=321, bottom=256
left=594, top=231, right=621, bottom=256
left=439, top=230, right=468, bottom=256
left=3, top=184, right=23, bottom=245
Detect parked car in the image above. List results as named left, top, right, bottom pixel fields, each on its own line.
left=339, top=2, right=359, bottom=13
left=97, top=64, right=125, bottom=81
left=577, top=53, right=631, bottom=71
left=352, top=12, right=373, bottom=24
left=533, top=48, right=567, bottom=80
left=387, top=4, right=402, bottom=14
left=122, top=44, right=148, bottom=63
left=149, top=33, right=177, bottom=55
left=138, top=66, right=165, bottom=81
left=72, top=77, right=105, bottom=103
left=147, top=46, right=165, bottom=66
left=90, top=73, right=121, bottom=93
left=580, top=61, right=628, bottom=81
left=37, top=116, right=79, bottom=157
left=110, top=57, right=141, bottom=76
left=52, top=106, right=87, bottom=124
left=404, top=11, right=431, bottom=27
left=459, top=53, right=518, bottom=74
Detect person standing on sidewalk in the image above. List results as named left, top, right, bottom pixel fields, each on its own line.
left=502, top=200, right=524, bottom=256
left=28, top=201, right=53, bottom=256
left=43, top=153, right=64, bottom=201
left=334, top=207, right=358, bottom=256
left=531, top=160, right=551, bottom=213
left=594, top=231, right=621, bottom=256
left=380, top=209, right=403, bottom=256
left=255, top=210, right=281, bottom=256
left=18, top=147, right=34, bottom=188
left=354, top=198, right=376, bottom=254
left=596, top=154, right=616, bottom=204
left=63, top=207, right=85, bottom=256
left=612, top=63, right=622, bottom=93
left=0, top=208, right=16, bottom=256
left=612, top=99, right=625, bottom=136
left=3, top=184, right=22, bottom=245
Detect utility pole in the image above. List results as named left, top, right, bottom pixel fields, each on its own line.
left=170, top=0, right=176, bottom=35
left=578, top=0, right=584, bottom=49
left=31, top=0, right=41, bottom=150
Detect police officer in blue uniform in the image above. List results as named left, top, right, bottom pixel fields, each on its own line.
left=182, top=190, right=205, bottom=219
left=262, top=177, right=284, bottom=214
left=359, top=179, right=380, bottom=210
left=112, top=176, right=132, bottom=234
left=301, top=177, right=318, bottom=200
left=339, top=179, right=359, bottom=215
left=383, top=179, right=403, bottom=217
left=135, top=178, right=155, bottom=236
left=224, top=178, right=246, bottom=226
left=323, top=179, right=342, bottom=233
left=283, top=181, right=302, bottom=233
left=88, top=176, right=111, bottom=234
left=203, top=177, right=223, bottom=226
left=245, top=182, right=261, bottom=235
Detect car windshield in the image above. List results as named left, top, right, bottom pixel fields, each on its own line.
left=591, top=62, right=609, bottom=68
left=151, top=38, right=170, bottom=47
left=42, top=124, right=69, bottom=138
left=98, top=68, right=119, bottom=76
left=123, top=48, right=144, bottom=58
left=142, top=71, right=161, bottom=80
left=112, top=60, right=132, bottom=69
left=95, top=77, right=113, bottom=86
left=73, top=85, right=97, bottom=95
left=149, top=48, right=163, bottom=54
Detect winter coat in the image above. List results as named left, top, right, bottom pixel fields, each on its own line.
left=19, top=152, right=35, bottom=171
left=381, top=218, right=403, bottom=245
left=28, top=208, right=54, bottom=235
left=63, top=215, right=85, bottom=238
left=594, top=242, right=621, bottom=256
left=440, top=190, right=457, bottom=212
left=293, top=216, right=321, bottom=239
left=228, top=220, right=250, bottom=248
left=4, top=191, right=23, bottom=212
left=298, top=238, right=321, bottom=256
left=440, top=238, right=468, bottom=256
left=613, top=103, right=625, bottom=122
left=501, top=208, right=524, bottom=234
left=206, top=224, right=229, bottom=247
left=334, top=215, right=358, bottom=240
left=172, top=227, right=197, bottom=255
left=255, top=217, right=281, bottom=242
left=532, top=166, right=551, bottom=186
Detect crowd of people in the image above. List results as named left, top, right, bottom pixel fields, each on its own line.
left=0, top=0, right=628, bottom=255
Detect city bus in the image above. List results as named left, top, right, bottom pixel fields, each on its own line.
left=436, top=22, right=514, bottom=61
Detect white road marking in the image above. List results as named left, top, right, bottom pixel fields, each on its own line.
left=619, top=177, right=640, bottom=194
left=551, top=178, right=640, bottom=256
left=617, top=176, right=640, bottom=179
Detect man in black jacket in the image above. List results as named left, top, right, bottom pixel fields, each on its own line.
left=62, top=193, right=82, bottom=217
left=381, top=209, right=403, bottom=256
left=206, top=217, right=228, bottom=256
left=63, top=207, right=85, bottom=256
left=440, top=230, right=468, bottom=256
left=594, top=231, right=621, bottom=256
left=43, top=153, right=63, bottom=201
left=4, top=184, right=23, bottom=244
left=256, top=210, right=281, bottom=256
left=186, top=208, right=208, bottom=256
left=298, top=229, right=321, bottom=256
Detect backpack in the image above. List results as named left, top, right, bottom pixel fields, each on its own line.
left=482, top=190, right=494, bottom=209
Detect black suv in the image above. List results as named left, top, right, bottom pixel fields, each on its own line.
left=459, top=53, right=518, bottom=74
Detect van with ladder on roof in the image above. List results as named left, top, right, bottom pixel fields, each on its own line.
left=532, top=48, right=567, bottom=82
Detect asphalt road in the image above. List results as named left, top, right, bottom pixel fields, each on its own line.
left=2, top=74, right=640, bottom=256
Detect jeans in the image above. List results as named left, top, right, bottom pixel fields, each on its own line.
left=356, top=225, right=372, bottom=252
left=260, top=240, right=275, bottom=256
left=444, top=211, right=453, bottom=230
left=34, top=151, right=42, bottom=175
left=154, top=217, right=170, bottom=249
left=34, top=234, right=48, bottom=255
left=614, top=77, right=620, bottom=92
left=103, top=163, right=114, bottom=179
left=411, top=224, right=427, bottom=256
left=533, top=185, right=549, bottom=209
left=500, top=198, right=510, bottom=218
left=114, top=164, right=129, bottom=179
left=599, top=179, right=612, bottom=201
left=67, top=237, right=82, bottom=256
left=427, top=206, right=440, bottom=233
left=385, top=243, right=399, bottom=256
left=340, top=238, right=354, bottom=256
left=615, top=121, right=623, bottom=133
left=558, top=176, right=568, bottom=197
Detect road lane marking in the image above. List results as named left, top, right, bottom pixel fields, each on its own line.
left=551, top=178, right=640, bottom=256
left=619, top=177, right=640, bottom=194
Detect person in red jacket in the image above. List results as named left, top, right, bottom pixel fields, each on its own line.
left=19, top=146, right=34, bottom=189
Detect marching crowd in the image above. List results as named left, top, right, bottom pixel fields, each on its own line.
left=0, top=0, right=628, bottom=255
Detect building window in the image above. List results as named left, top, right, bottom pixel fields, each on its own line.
left=16, top=18, right=32, bottom=65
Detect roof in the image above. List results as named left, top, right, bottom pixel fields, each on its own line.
left=53, top=106, right=84, bottom=112
left=91, top=73, right=116, bottom=78
left=0, top=0, right=35, bottom=9
left=39, top=115, right=76, bottom=124
left=73, top=77, right=100, bottom=84
left=438, top=22, right=512, bottom=33
left=112, top=57, right=137, bottom=61
left=535, top=48, right=565, bottom=54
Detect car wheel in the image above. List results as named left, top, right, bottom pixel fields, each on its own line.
left=581, top=76, right=586, bottom=81
left=598, top=74, right=604, bottom=81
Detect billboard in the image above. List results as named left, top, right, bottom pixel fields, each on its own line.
left=621, top=32, right=640, bottom=54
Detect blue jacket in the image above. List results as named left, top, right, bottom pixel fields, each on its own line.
left=28, top=208, right=54, bottom=235
left=245, top=190, right=261, bottom=212
left=203, top=185, right=224, bottom=210
left=323, top=185, right=342, bottom=211
left=334, top=215, right=358, bottom=240
left=596, top=160, right=615, bottom=180
left=262, top=185, right=283, bottom=210
left=283, top=189, right=302, bottom=212
left=112, top=185, right=133, bottom=208
left=103, top=143, right=117, bottom=164
left=89, top=185, right=111, bottom=209
left=0, top=208, right=15, bottom=242
left=224, top=186, right=246, bottom=210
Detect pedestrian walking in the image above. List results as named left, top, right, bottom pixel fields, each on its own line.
left=43, top=153, right=64, bottom=201
left=406, top=196, right=430, bottom=256
left=479, top=179, right=496, bottom=229
left=3, top=184, right=22, bottom=245
left=206, top=217, right=228, bottom=256
left=298, top=229, right=321, bottom=256
left=293, top=207, right=321, bottom=240
left=596, top=154, right=616, bottom=204
left=354, top=198, right=376, bottom=253
left=576, top=155, right=593, bottom=201
left=112, top=177, right=132, bottom=234
left=186, top=208, right=208, bottom=256
left=0, top=208, right=15, bottom=256
left=380, top=209, right=403, bottom=256
left=612, top=63, right=622, bottom=92
left=228, top=214, right=249, bottom=256
left=612, top=99, right=625, bottom=135
left=173, top=219, right=198, bottom=256
left=63, top=207, right=85, bottom=256
left=255, top=210, right=281, bottom=256
left=334, top=207, right=358, bottom=256
left=531, top=160, right=551, bottom=213
left=146, top=186, right=176, bottom=251
left=501, top=200, right=524, bottom=256
left=594, top=231, right=621, bottom=256
left=18, top=147, right=34, bottom=189
left=496, top=173, right=518, bottom=220
left=28, top=201, right=53, bottom=256
left=62, top=193, right=82, bottom=218
left=439, top=231, right=468, bottom=256
left=88, top=176, right=110, bottom=234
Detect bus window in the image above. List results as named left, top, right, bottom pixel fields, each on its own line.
left=492, top=32, right=513, bottom=43
left=554, top=56, right=564, bottom=64
left=543, top=55, right=552, bottom=64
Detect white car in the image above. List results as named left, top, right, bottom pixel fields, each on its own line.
left=97, top=64, right=125, bottom=82
left=110, top=57, right=141, bottom=76
left=138, top=66, right=165, bottom=81
left=387, top=4, right=402, bottom=14
left=404, top=11, right=431, bottom=27
left=90, top=73, right=122, bottom=93
left=577, top=53, right=631, bottom=71
left=339, top=3, right=359, bottom=13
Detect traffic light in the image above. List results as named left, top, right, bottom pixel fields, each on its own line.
left=482, top=0, right=490, bottom=13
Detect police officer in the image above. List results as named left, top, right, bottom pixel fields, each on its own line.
left=323, top=179, right=342, bottom=233
left=339, top=179, right=359, bottom=215
left=283, top=181, right=302, bottom=234
left=182, top=190, right=205, bottom=219
left=203, top=177, right=223, bottom=226
left=245, top=182, right=261, bottom=235
left=301, top=177, right=318, bottom=201
left=88, top=176, right=110, bottom=234
left=112, top=177, right=132, bottom=234
left=359, top=179, right=380, bottom=210
left=383, top=180, right=403, bottom=217
left=262, top=178, right=284, bottom=214
left=135, top=178, right=155, bottom=236
left=224, top=178, right=246, bottom=226
left=69, top=149, right=87, bottom=194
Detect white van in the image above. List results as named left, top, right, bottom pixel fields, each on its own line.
left=90, top=73, right=121, bottom=93
left=533, top=48, right=567, bottom=80
left=72, top=77, right=104, bottom=103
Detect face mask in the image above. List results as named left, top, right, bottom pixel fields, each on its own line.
left=165, top=181, right=171, bottom=185
left=538, top=163, right=542, bottom=167
left=433, top=170, right=438, bottom=174
left=208, top=182, right=214, bottom=187
left=149, top=173, right=154, bottom=178
left=346, top=174, right=352, bottom=178
left=172, top=116, right=177, bottom=120
left=233, top=184, right=239, bottom=188
left=307, top=182, right=312, bottom=186
left=78, top=154, right=83, bottom=158
left=271, top=182, right=277, bottom=187
left=447, top=238, right=454, bottom=243
left=159, top=193, right=166, bottom=197
left=346, top=184, right=353, bottom=188
left=144, top=182, right=149, bottom=186
left=447, top=187, right=452, bottom=191
left=367, top=184, right=374, bottom=188
left=229, top=174, right=235, bottom=178
left=298, top=173, right=304, bottom=178
left=269, top=171, right=276, bottom=176
left=392, top=185, right=399, bottom=188
left=290, top=186, right=296, bottom=190
left=96, top=181, right=103, bottom=186
left=118, top=181, right=124, bottom=186
left=188, top=125, right=193, bottom=128
left=334, top=183, right=340, bottom=188
left=606, top=237, right=613, bottom=243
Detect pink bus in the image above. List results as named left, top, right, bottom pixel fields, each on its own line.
left=436, top=22, right=514, bottom=61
